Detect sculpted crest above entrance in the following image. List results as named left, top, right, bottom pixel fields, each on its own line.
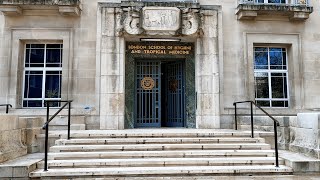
left=120, top=6, right=200, bottom=36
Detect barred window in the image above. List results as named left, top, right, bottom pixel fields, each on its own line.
left=254, top=47, right=289, bottom=107
left=23, top=44, right=63, bottom=107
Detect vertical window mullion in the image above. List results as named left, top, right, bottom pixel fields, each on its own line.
left=268, top=72, right=272, bottom=107
left=268, top=48, right=272, bottom=107
left=42, top=45, right=47, bottom=106
left=23, top=44, right=28, bottom=107
left=42, top=70, right=46, bottom=105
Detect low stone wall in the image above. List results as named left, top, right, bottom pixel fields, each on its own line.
left=0, top=116, right=44, bottom=163
left=226, top=114, right=320, bottom=159
left=0, top=115, right=27, bottom=163
left=289, top=113, right=320, bottom=159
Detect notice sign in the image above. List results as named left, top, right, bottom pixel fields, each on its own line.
left=127, top=44, right=192, bottom=55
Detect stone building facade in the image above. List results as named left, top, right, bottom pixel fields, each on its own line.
left=0, top=0, right=319, bottom=159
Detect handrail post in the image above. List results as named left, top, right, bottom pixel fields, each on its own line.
left=6, top=104, right=9, bottom=114
left=234, top=103, right=237, bottom=130
left=67, top=102, right=71, bottom=140
left=274, top=121, right=279, bottom=167
left=250, top=101, right=254, bottom=138
left=44, top=101, right=49, bottom=171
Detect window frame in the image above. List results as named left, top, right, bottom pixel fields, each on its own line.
left=22, top=43, right=63, bottom=108
left=254, top=46, right=290, bottom=108
left=254, top=0, right=288, bottom=4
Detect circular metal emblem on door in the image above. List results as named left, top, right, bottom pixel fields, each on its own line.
left=141, top=77, right=155, bottom=90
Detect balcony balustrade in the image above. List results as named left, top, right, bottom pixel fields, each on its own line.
left=236, top=0, right=313, bottom=21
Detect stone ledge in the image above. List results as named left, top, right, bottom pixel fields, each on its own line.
left=0, top=0, right=81, bottom=16
left=0, top=0, right=80, bottom=6
left=0, top=153, right=43, bottom=178
left=236, top=4, right=313, bottom=21
left=280, top=150, right=320, bottom=173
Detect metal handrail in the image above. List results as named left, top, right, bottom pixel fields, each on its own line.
left=42, top=100, right=73, bottom=171
left=233, top=100, right=280, bottom=167
left=0, top=104, right=12, bottom=114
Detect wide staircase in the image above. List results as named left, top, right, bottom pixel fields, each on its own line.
left=29, top=129, right=292, bottom=179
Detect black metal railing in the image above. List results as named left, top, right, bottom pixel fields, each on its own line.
left=233, top=100, right=280, bottom=167
left=0, top=104, right=12, bottom=114
left=42, top=100, right=73, bottom=171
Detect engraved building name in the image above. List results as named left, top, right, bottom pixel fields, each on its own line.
left=128, top=44, right=192, bottom=55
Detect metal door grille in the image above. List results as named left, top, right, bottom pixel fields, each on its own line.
left=135, top=61, right=161, bottom=127
left=165, top=62, right=185, bottom=127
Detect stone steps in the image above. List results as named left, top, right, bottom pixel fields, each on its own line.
left=69, top=131, right=256, bottom=138
left=38, top=157, right=283, bottom=168
left=29, top=165, right=292, bottom=177
left=47, top=149, right=276, bottom=160
left=55, top=137, right=265, bottom=145
left=29, top=129, right=292, bottom=178
left=50, top=143, right=271, bottom=152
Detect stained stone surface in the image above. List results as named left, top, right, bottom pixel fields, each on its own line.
left=289, top=113, right=320, bottom=159
left=0, top=116, right=27, bottom=163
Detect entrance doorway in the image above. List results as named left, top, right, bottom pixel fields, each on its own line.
left=135, top=60, right=185, bottom=127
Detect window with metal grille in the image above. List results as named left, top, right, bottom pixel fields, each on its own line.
left=254, top=47, right=289, bottom=107
left=23, top=44, right=63, bottom=108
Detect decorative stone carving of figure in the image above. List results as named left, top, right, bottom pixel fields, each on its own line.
left=182, top=9, right=199, bottom=35
left=123, top=7, right=142, bottom=35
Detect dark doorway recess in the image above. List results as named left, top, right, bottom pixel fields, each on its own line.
left=135, top=59, right=185, bottom=127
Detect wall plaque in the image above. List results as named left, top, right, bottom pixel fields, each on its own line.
left=142, top=7, right=180, bottom=34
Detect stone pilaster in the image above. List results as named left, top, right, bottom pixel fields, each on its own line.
left=196, top=10, right=220, bottom=128
left=98, top=7, right=125, bottom=129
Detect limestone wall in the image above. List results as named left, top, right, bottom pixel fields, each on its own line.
left=199, top=0, right=320, bottom=115
left=289, top=113, right=320, bottom=158
left=0, top=116, right=27, bottom=163
left=0, top=0, right=319, bottom=130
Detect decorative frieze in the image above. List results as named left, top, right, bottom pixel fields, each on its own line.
left=108, top=6, right=201, bottom=36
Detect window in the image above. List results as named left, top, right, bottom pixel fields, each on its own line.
left=255, top=0, right=286, bottom=3
left=23, top=44, right=63, bottom=107
left=254, top=47, right=289, bottom=107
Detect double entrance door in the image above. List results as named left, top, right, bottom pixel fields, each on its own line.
left=135, top=60, right=185, bottom=127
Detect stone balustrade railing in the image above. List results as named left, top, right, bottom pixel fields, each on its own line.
left=239, top=0, right=311, bottom=6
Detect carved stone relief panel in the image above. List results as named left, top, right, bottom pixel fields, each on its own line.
left=142, top=7, right=180, bottom=35
left=109, top=6, right=200, bottom=36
